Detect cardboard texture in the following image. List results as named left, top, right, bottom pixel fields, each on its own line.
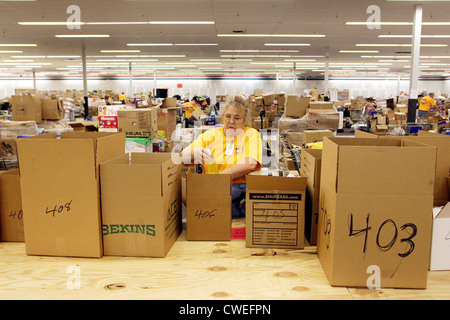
left=0, top=169, right=24, bottom=242
left=42, top=98, right=65, bottom=120
left=430, top=202, right=450, bottom=271
left=157, top=107, right=178, bottom=141
left=10, top=95, right=42, bottom=123
left=285, top=95, right=311, bottom=118
left=16, top=132, right=125, bottom=258
left=100, top=153, right=182, bottom=257
left=186, top=173, right=232, bottom=241
left=355, top=131, right=450, bottom=207
left=246, top=175, right=307, bottom=249
left=300, top=149, right=322, bottom=245
left=303, top=130, right=333, bottom=144
left=317, top=137, right=437, bottom=289
left=117, top=108, right=157, bottom=137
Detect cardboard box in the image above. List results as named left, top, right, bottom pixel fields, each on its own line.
left=252, top=117, right=269, bottom=129
left=186, top=173, right=232, bottom=241
left=306, top=109, right=340, bottom=131
left=246, top=175, right=307, bottom=249
left=99, top=115, right=118, bottom=132
left=299, top=149, right=322, bottom=245
left=263, top=94, right=274, bottom=106
left=430, top=202, right=450, bottom=271
left=254, top=89, right=263, bottom=97
left=162, top=97, right=177, bottom=108
left=303, top=130, right=333, bottom=144
left=117, top=108, right=157, bottom=137
left=317, top=137, right=437, bottom=289
left=157, top=107, right=178, bottom=141
left=285, top=95, right=311, bottom=118
left=42, top=98, right=65, bottom=120
left=0, top=169, right=24, bottom=242
left=100, top=153, right=182, bottom=257
left=309, top=102, right=334, bottom=110
left=10, top=95, right=42, bottom=123
left=16, top=132, right=125, bottom=258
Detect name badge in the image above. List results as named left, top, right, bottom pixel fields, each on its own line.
left=225, top=142, right=234, bottom=156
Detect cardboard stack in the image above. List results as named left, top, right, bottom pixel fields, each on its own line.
left=249, top=90, right=286, bottom=129
left=0, top=169, right=24, bottom=242
left=317, top=137, right=437, bottom=289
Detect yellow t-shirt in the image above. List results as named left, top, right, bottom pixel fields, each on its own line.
left=183, top=102, right=198, bottom=118
left=186, top=127, right=263, bottom=184
left=419, top=96, right=436, bottom=112
left=119, top=94, right=126, bottom=101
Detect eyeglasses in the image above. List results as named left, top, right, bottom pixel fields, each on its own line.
left=224, top=114, right=243, bottom=122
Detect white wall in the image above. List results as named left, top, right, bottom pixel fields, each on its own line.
left=1, top=76, right=447, bottom=101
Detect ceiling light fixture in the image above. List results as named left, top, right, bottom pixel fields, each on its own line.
left=127, top=43, right=173, bottom=46
left=217, top=34, right=325, bottom=37
left=149, top=21, right=214, bottom=24
left=55, top=35, right=110, bottom=38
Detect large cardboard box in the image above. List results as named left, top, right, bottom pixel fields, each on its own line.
left=162, top=97, right=177, bottom=108
left=285, top=95, right=310, bottom=118
left=309, top=102, right=334, bottom=110
left=100, top=153, right=182, bottom=257
left=299, top=149, right=322, bottom=245
left=0, top=169, right=24, bottom=242
left=42, top=98, right=65, bottom=120
left=317, top=137, right=437, bottom=289
left=186, top=173, right=232, bottom=241
left=16, top=132, right=125, bottom=258
left=303, top=130, right=333, bottom=144
left=306, top=109, right=340, bottom=131
left=430, top=202, right=450, bottom=271
left=117, top=108, right=157, bottom=137
left=246, top=175, right=307, bottom=249
left=10, top=95, right=42, bottom=123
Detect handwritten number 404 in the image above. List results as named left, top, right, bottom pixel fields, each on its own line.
left=46, top=200, right=73, bottom=217
left=348, top=213, right=417, bottom=258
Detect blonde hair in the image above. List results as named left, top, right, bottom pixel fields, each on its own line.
left=219, top=94, right=253, bottom=127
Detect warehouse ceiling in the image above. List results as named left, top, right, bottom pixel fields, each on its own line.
left=0, top=0, right=449, bottom=79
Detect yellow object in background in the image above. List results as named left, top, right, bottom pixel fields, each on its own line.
left=305, top=141, right=323, bottom=149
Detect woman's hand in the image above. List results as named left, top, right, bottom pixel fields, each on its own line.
left=181, top=147, right=211, bottom=165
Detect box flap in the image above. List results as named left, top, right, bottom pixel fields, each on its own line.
left=246, top=175, right=307, bottom=191
left=186, top=173, right=232, bottom=196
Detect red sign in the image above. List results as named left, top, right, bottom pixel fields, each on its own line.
left=177, top=83, right=183, bottom=88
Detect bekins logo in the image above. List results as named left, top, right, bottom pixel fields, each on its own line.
left=103, top=224, right=155, bottom=236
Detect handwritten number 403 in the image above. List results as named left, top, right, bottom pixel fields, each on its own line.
left=348, top=213, right=417, bottom=258
left=46, top=200, right=73, bottom=217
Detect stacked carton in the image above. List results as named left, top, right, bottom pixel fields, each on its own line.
left=248, top=90, right=286, bottom=129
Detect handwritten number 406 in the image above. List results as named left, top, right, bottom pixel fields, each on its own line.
left=46, top=200, right=73, bottom=217
left=348, top=213, right=417, bottom=258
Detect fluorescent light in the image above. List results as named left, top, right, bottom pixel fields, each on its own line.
left=217, top=34, right=325, bottom=37
left=101, top=50, right=141, bottom=53
left=284, top=59, right=317, bottom=62
left=379, top=35, right=450, bottom=38
left=127, top=43, right=173, bottom=46
left=55, top=34, right=110, bottom=38
left=347, top=21, right=450, bottom=26
left=149, top=21, right=214, bottom=24
left=0, top=44, right=37, bottom=47
left=0, top=51, right=23, bottom=53
left=340, top=50, right=380, bottom=53
left=346, top=22, right=412, bottom=26
left=87, top=22, right=148, bottom=25
left=174, top=43, right=218, bottom=46
left=356, top=43, right=447, bottom=47
left=264, top=43, right=310, bottom=46
left=19, top=22, right=85, bottom=26
left=47, top=56, right=81, bottom=58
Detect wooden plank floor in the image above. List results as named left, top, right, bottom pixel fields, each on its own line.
left=1, top=219, right=449, bottom=300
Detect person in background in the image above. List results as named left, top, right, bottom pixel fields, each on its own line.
left=180, top=94, right=263, bottom=218
left=119, top=92, right=126, bottom=104
left=418, top=92, right=437, bottom=118
left=181, top=94, right=202, bottom=119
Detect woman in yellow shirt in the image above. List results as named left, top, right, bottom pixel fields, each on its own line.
left=180, top=94, right=263, bottom=217
left=418, top=92, right=437, bottom=117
